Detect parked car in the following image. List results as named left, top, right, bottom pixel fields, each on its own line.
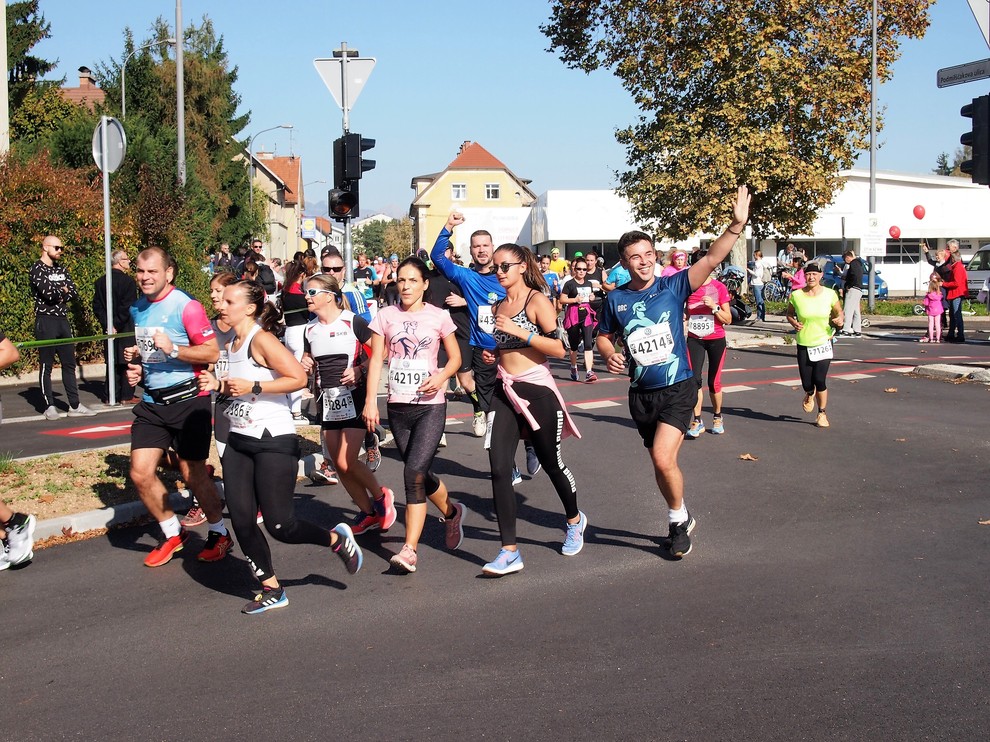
left=810, top=255, right=889, bottom=299
left=965, top=244, right=990, bottom=298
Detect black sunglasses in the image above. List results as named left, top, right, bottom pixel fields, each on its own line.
left=494, top=261, right=523, bottom=274
left=322, top=265, right=344, bottom=273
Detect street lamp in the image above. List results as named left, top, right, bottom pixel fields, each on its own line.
left=248, top=124, right=294, bottom=213
left=120, top=37, right=176, bottom=120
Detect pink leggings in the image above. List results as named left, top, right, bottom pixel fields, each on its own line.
left=928, top=316, right=941, bottom=342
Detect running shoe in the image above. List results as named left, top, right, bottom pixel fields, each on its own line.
left=511, top=466, right=523, bottom=486
left=686, top=418, right=705, bottom=438
left=561, top=511, right=588, bottom=556
left=802, top=394, right=814, bottom=413
left=0, top=541, right=11, bottom=571
left=144, top=528, right=191, bottom=567
left=373, top=487, right=398, bottom=531
left=197, top=531, right=234, bottom=562
left=438, top=433, right=448, bottom=448
left=668, top=513, right=696, bottom=558
left=43, top=405, right=60, bottom=420
left=6, top=513, right=36, bottom=565
left=710, top=416, right=725, bottom=435
left=482, top=548, right=524, bottom=576
left=440, top=502, right=465, bottom=550
left=351, top=510, right=381, bottom=535
left=472, top=411, right=487, bottom=438
left=390, top=544, right=418, bottom=573
left=569, top=366, right=579, bottom=381
left=292, top=412, right=308, bottom=423
left=816, top=411, right=830, bottom=428
left=331, top=523, right=363, bottom=574
left=256, top=511, right=264, bottom=524
left=585, top=370, right=598, bottom=383
left=242, top=586, right=288, bottom=615
left=365, top=433, right=382, bottom=472
left=525, top=444, right=541, bottom=477
left=310, top=464, right=338, bottom=485
left=180, top=505, right=207, bottom=528
left=68, top=403, right=97, bottom=417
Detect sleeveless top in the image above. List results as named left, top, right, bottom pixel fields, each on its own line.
left=224, top=324, right=294, bottom=439
left=493, top=291, right=543, bottom=351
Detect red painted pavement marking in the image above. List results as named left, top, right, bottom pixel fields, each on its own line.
left=41, top=421, right=133, bottom=440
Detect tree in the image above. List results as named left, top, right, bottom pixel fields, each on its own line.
left=383, top=218, right=414, bottom=259
left=542, top=0, right=933, bottom=240
left=5, top=0, right=58, bottom=112
left=354, top=220, right=389, bottom=255
left=950, top=146, right=972, bottom=178
left=933, top=152, right=951, bottom=176
left=8, top=85, right=76, bottom=143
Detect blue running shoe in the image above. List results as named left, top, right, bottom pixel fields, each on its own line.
left=561, top=511, right=588, bottom=556
left=685, top=418, right=705, bottom=438
left=482, top=548, right=524, bottom=576
left=242, top=586, right=288, bottom=615
left=511, top=466, right=522, bottom=486
left=710, top=416, right=725, bottom=435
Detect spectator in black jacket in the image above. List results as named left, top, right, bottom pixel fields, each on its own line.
left=93, top=249, right=139, bottom=403
left=29, top=235, right=96, bottom=420
left=838, top=250, right=865, bottom=337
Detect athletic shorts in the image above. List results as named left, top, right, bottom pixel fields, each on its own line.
left=628, top=377, right=700, bottom=447
left=319, top=386, right=368, bottom=431
left=438, top=331, right=472, bottom=375
left=131, top=394, right=213, bottom=461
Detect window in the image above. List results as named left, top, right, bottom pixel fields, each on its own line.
left=451, top=183, right=467, bottom=200
left=485, top=183, right=500, bottom=200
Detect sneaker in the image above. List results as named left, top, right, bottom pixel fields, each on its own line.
left=710, top=416, right=725, bottom=435
left=365, top=433, right=381, bottom=472
left=438, top=433, right=447, bottom=448
left=816, top=411, right=830, bottom=428
left=180, top=505, right=207, bottom=528
left=0, top=541, right=11, bottom=571
left=390, top=544, right=418, bottom=573
left=511, top=466, right=522, bottom=486
left=686, top=418, right=705, bottom=438
left=802, top=394, right=814, bottom=413
left=43, top=405, right=60, bottom=421
left=561, top=511, right=588, bottom=556
left=525, top=444, right=541, bottom=477
left=331, top=523, right=363, bottom=574
left=440, top=502, right=465, bottom=550
left=585, top=370, right=598, bottom=383
left=256, top=511, right=264, bottom=524
left=242, top=586, right=288, bottom=615
left=373, top=487, right=398, bottom=531
left=67, top=403, right=97, bottom=417
left=569, top=366, right=579, bottom=381
left=482, top=548, right=524, bottom=576
left=197, top=530, right=234, bottom=562
left=351, top=510, right=381, bottom=535
left=852, top=332, right=862, bottom=338
left=292, top=412, right=308, bottom=423
left=472, top=411, right=487, bottom=438
left=668, top=514, right=696, bottom=558
left=310, top=464, right=338, bottom=485
left=6, top=514, right=37, bottom=565
left=144, top=528, right=191, bottom=567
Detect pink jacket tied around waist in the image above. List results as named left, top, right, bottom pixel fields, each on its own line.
left=496, top=362, right=581, bottom=440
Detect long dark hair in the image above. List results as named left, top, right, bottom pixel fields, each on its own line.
left=283, top=258, right=308, bottom=288
left=237, top=279, right=282, bottom=334
left=494, top=243, right=547, bottom=293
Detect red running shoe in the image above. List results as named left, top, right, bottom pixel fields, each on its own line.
left=144, top=528, right=191, bottom=567
left=197, top=531, right=234, bottom=562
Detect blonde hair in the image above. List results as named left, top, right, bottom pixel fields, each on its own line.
left=928, top=273, right=942, bottom=293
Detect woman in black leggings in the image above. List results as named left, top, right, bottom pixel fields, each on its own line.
left=198, top=280, right=363, bottom=614
left=481, top=244, right=585, bottom=576
left=363, top=257, right=464, bottom=574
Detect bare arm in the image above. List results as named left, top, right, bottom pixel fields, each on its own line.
left=688, top=185, right=751, bottom=291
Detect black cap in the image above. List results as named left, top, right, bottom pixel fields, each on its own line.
left=804, top=262, right=823, bottom=273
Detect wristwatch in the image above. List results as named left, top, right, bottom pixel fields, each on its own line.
left=252, top=381, right=263, bottom=395
left=168, top=346, right=180, bottom=359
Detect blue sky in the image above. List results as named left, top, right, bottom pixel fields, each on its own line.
left=30, top=0, right=990, bottom=219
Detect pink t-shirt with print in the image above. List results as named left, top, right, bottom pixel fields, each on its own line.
left=369, top=304, right=457, bottom=404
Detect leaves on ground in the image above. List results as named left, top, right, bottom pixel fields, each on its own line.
left=738, top=453, right=759, bottom=461
left=884, top=387, right=898, bottom=393
left=979, top=519, right=990, bottom=526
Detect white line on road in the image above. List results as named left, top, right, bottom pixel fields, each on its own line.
left=833, top=373, right=874, bottom=381
left=721, top=385, right=756, bottom=393
left=889, top=367, right=914, bottom=373
left=573, top=400, right=622, bottom=410
left=773, top=379, right=804, bottom=387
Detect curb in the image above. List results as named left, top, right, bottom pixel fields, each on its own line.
left=911, top=364, right=990, bottom=383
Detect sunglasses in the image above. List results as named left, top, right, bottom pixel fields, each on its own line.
left=50, top=245, right=64, bottom=251
left=322, top=265, right=344, bottom=273
left=494, top=261, right=523, bottom=274
left=306, top=288, right=334, bottom=297
left=573, top=267, right=587, bottom=271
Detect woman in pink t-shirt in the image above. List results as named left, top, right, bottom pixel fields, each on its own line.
left=660, top=250, right=688, bottom=277
left=363, top=256, right=464, bottom=574
left=684, top=270, right=732, bottom=437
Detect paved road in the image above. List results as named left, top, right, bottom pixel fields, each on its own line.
left=4, top=332, right=990, bottom=740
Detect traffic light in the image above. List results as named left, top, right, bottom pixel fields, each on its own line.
left=329, top=185, right=359, bottom=221
left=960, top=94, right=990, bottom=186
left=334, top=132, right=376, bottom=182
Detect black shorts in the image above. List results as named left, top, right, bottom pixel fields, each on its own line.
left=628, top=377, right=700, bottom=447
left=438, top=331, right=472, bottom=374
left=319, top=386, right=368, bottom=431
left=131, top=394, right=213, bottom=461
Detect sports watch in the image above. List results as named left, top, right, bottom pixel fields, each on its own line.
left=168, top=346, right=180, bottom=359
left=252, top=381, right=263, bottom=395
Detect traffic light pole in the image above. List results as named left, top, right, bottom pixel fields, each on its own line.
left=338, top=43, right=354, bottom=284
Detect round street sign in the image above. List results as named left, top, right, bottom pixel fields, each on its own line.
left=92, top=117, right=127, bottom=173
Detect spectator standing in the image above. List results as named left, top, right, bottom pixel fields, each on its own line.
left=921, top=274, right=944, bottom=343
left=941, top=251, right=968, bottom=343
left=548, top=247, right=569, bottom=277
left=838, top=250, right=864, bottom=338
left=92, top=249, right=139, bottom=404
left=29, top=235, right=96, bottom=420
left=747, top=249, right=766, bottom=321
left=214, top=243, right=235, bottom=272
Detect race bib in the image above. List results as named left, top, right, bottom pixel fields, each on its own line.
left=321, top=385, right=356, bottom=422
left=224, top=399, right=254, bottom=429
left=806, top=340, right=834, bottom=362
left=477, top=305, right=495, bottom=335
left=388, top=358, right=430, bottom=396
left=627, top=322, right=674, bottom=366
left=576, top=286, right=592, bottom=303
left=214, top=350, right=229, bottom=380
left=135, top=326, right=167, bottom=364
left=687, top=314, right=716, bottom=337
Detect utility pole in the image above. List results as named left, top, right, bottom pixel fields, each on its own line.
left=176, top=0, right=186, bottom=187
left=1, top=7, right=10, bottom=155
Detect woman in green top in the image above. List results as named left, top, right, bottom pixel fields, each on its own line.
left=785, top=262, right=844, bottom=428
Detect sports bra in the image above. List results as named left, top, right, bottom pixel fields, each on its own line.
left=493, top=291, right=545, bottom=350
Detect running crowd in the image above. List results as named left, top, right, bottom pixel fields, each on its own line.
left=5, top=185, right=863, bottom=616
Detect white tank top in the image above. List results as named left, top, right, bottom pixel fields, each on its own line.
left=224, top=324, right=294, bottom=439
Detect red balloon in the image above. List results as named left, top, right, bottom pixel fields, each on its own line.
left=913, top=204, right=925, bottom=220
left=889, top=225, right=901, bottom=239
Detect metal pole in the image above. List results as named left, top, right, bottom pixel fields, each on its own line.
left=0, top=6, right=8, bottom=155
left=176, top=0, right=186, bottom=187
left=867, top=0, right=877, bottom=311
left=340, top=42, right=353, bottom=283
left=101, top=118, right=116, bottom=405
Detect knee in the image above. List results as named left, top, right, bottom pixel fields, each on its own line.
left=130, top=464, right=158, bottom=492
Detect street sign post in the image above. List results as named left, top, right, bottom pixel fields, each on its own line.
left=937, top=58, right=990, bottom=88
left=92, top=117, right=127, bottom=405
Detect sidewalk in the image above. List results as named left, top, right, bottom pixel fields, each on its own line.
left=0, top=361, right=115, bottom=424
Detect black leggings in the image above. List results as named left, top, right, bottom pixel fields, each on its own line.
left=566, top=321, right=595, bottom=353
left=388, top=402, right=445, bottom=505
left=687, top=336, right=727, bottom=394
left=222, top=432, right=330, bottom=582
left=488, top=380, right=578, bottom=546
left=796, top=345, right=830, bottom=394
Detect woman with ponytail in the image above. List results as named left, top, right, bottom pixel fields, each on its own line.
left=480, top=244, right=586, bottom=576
left=280, top=258, right=313, bottom=421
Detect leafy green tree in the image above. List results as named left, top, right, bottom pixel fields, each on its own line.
left=354, top=220, right=388, bottom=256
left=542, top=0, right=933, bottom=240
left=950, top=147, right=972, bottom=178
left=383, top=218, right=414, bottom=259
left=933, top=152, right=951, bottom=176
left=8, top=84, right=75, bottom=143
left=5, top=0, right=58, bottom=112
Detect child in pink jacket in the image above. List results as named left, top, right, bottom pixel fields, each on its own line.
left=921, top=274, right=943, bottom=343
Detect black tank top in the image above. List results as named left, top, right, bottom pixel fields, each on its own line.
left=493, top=291, right=542, bottom=350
